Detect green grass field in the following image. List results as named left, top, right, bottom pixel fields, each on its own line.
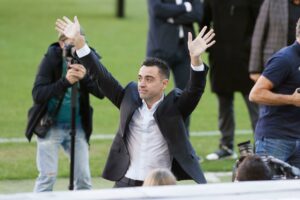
left=0, top=0, right=255, bottom=183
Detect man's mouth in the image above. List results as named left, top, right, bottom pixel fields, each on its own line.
left=139, top=89, right=147, bottom=94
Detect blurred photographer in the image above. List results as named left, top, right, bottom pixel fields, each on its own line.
left=249, top=17, right=300, bottom=169
left=235, top=154, right=272, bottom=182
left=233, top=141, right=300, bottom=181
left=25, top=32, right=104, bottom=192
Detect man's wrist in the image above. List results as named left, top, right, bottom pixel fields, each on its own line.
left=190, top=55, right=202, bottom=66
left=74, top=35, right=86, bottom=50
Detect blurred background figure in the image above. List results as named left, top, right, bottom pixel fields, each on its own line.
left=200, top=0, right=262, bottom=160
left=143, top=168, right=177, bottom=186
left=249, top=0, right=300, bottom=82
left=146, top=0, right=203, bottom=132
left=235, top=155, right=272, bottom=181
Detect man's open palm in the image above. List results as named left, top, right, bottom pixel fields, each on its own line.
left=55, top=16, right=81, bottom=40
left=188, top=26, right=215, bottom=57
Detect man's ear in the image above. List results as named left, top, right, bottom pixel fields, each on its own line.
left=162, top=79, right=169, bottom=90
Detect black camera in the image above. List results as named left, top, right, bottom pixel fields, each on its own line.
left=63, top=44, right=79, bottom=65
left=232, top=140, right=300, bottom=181
left=237, top=140, right=254, bottom=157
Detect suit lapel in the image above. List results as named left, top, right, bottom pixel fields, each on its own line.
left=119, top=85, right=142, bottom=137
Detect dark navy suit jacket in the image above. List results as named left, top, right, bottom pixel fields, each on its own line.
left=80, top=51, right=208, bottom=184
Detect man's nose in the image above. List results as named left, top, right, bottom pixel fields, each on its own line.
left=139, top=79, right=146, bottom=87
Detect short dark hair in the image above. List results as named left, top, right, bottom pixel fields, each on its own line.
left=237, top=155, right=272, bottom=181
left=142, top=57, right=170, bottom=79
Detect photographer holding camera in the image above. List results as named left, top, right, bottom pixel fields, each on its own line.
left=25, top=32, right=104, bottom=192
left=235, top=154, right=272, bottom=182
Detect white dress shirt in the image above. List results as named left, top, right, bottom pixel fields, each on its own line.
left=124, top=95, right=171, bottom=181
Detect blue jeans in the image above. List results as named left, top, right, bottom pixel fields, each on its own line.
left=255, top=137, right=300, bottom=169
left=34, top=123, right=92, bottom=192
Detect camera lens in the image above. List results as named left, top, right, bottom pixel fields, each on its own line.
left=238, top=140, right=253, bottom=157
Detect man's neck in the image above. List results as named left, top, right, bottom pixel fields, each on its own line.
left=144, top=94, right=164, bottom=109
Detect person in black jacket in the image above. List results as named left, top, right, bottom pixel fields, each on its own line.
left=200, top=0, right=262, bottom=160
left=146, top=0, right=203, bottom=132
left=55, top=16, right=215, bottom=187
left=26, top=32, right=104, bottom=192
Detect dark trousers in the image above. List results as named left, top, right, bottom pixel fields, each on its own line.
left=114, top=177, right=144, bottom=188
left=217, top=92, right=258, bottom=150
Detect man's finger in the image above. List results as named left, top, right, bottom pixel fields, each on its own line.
left=55, top=27, right=64, bottom=34
left=188, top=32, right=193, bottom=44
left=55, top=23, right=65, bottom=30
left=74, top=16, right=80, bottom=26
left=205, top=33, right=215, bottom=43
left=206, top=40, right=216, bottom=48
left=56, top=19, right=67, bottom=27
left=203, top=29, right=214, bottom=40
left=69, top=64, right=84, bottom=71
left=63, top=16, right=73, bottom=24
left=198, top=26, right=207, bottom=39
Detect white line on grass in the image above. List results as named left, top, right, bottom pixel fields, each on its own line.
left=0, top=130, right=252, bottom=144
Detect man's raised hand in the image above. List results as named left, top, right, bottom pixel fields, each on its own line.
left=55, top=16, right=81, bottom=40
left=188, top=26, right=215, bottom=58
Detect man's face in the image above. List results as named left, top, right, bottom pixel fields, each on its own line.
left=138, top=66, right=168, bottom=103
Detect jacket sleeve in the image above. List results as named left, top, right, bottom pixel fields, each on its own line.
left=172, top=0, right=203, bottom=25
left=32, top=46, right=71, bottom=104
left=79, top=48, right=105, bottom=99
left=249, top=0, right=270, bottom=73
left=79, top=74, right=105, bottom=99
left=176, top=65, right=208, bottom=118
left=148, top=0, right=187, bottom=19
left=79, top=51, right=125, bottom=109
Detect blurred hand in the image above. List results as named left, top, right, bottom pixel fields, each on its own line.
left=188, top=26, right=215, bottom=58
left=291, top=88, right=300, bottom=107
left=66, top=64, right=87, bottom=84
left=55, top=16, right=81, bottom=41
